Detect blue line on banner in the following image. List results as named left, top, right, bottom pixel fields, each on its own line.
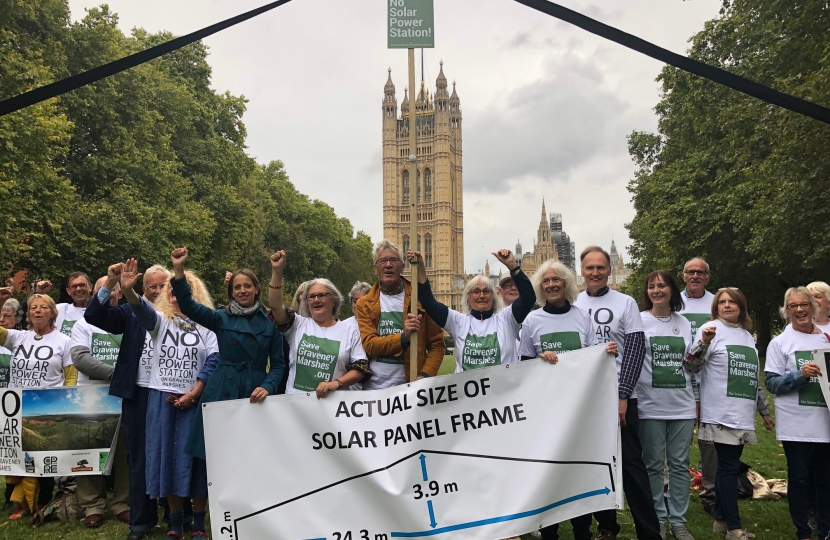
left=419, top=454, right=428, bottom=481
left=390, top=487, right=611, bottom=538
left=427, top=500, right=437, bottom=528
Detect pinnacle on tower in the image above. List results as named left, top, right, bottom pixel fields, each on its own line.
left=540, top=198, right=547, bottom=224
left=384, top=67, right=395, bottom=93
left=401, top=88, right=409, bottom=114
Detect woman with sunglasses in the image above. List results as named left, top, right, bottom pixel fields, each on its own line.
left=685, top=288, right=761, bottom=540
left=410, top=248, right=534, bottom=373
left=765, top=287, right=830, bottom=540
left=269, top=251, right=371, bottom=398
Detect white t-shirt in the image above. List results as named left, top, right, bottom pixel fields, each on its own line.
left=765, top=325, right=830, bottom=443
left=136, top=332, right=155, bottom=388
left=0, top=344, right=10, bottom=387
left=815, top=321, right=830, bottom=334
left=2, top=329, right=72, bottom=388
left=285, top=315, right=367, bottom=394
left=679, top=290, right=715, bottom=341
left=636, top=312, right=695, bottom=420
left=341, top=317, right=362, bottom=391
left=519, top=305, right=595, bottom=358
left=445, top=308, right=520, bottom=372
left=697, top=319, right=760, bottom=430
left=363, top=291, right=406, bottom=391
left=575, top=289, right=644, bottom=398
left=70, top=319, right=122, bottom=386
left=147, top=315, right=218, bottom=394
left=55, top=303, right=87, bottom=337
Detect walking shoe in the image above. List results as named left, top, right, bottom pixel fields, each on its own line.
left=725, top=530, right=755, bottom=540
left=670, top=525, right=695, bottom=540
left=713, top=521, right=727, bottom=535
left=659, top=522, right=666, bottom=540
left=596, top=531, right=617, bottom=540
left=808, top=508, right=817, bottom=530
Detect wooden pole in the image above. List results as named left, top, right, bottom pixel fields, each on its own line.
left=408, top=47, right=419, bottom=382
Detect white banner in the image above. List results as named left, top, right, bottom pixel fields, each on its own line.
left=0, top=386, right=121, bottom=476
left=812, top=348, right=830, bottom=412
left=204, top=345, right=621, bottom=539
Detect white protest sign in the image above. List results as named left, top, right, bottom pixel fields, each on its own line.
left=0, top=386, right=121, bottom=476
left=811, top=348, right=830, bottom=412
left=203, top=345, right=621, bottom=540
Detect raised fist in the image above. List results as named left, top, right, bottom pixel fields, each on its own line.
left=171, top=247, right=189, bottom=267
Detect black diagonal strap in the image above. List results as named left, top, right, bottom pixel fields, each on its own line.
left=0, top=0, right=293, bottom=117
left=513, top=0, right=830, bottom=125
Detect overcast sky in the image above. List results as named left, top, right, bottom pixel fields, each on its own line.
left=67, top=0, right=721, bottom=275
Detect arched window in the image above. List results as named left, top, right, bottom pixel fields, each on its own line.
left=425, top=234, right=433, bottom=268
left=402, top=170, right=410, bottom=204
left=424, top=169, right=432, bottom=202
left=402, top=235, right=410, bottom=258
left=417, top=234, right=421, bottom=252
left=416, top=170, right=421, bottom=203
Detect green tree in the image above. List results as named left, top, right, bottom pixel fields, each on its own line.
left=625, top=0, right=830, bottom=352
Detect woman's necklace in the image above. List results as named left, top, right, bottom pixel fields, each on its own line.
left=650, top=310, right=672, bottom=323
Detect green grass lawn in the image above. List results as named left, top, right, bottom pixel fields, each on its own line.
left=0, top=367, right=798, bottom=539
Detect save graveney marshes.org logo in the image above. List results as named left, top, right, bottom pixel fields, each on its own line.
left=72, top=458, right=93, bottom=472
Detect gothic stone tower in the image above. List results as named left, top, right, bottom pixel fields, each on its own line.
left=382, top=62, right=464, bottom=310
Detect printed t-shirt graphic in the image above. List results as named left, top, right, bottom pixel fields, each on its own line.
left=70, top=319, right=122, bottom=386
left=284, top=314, right=367, bottom=394
left=146, top=314, right=218, bottom=394
left=444, top=307, right=521, bottom=373
left=696, top=319, right=759, bottom=430
left=575, top=289, right=645, bottom=398
left=519, top=305, right=595, bottom=358
left=2, top=329, right=73, bottom=388
left=636, top=312, right=695, bottom=420
left=55, top=303, right=87, bottom=337
left=0, top=344, right=10, bottom=387
left=363, top=291, right=406, bottom=390
left=679, top=290, right=715, bottom=341
left=135, top=332, right=155, bottom=388
left=765, top=325, right=830, bottom=442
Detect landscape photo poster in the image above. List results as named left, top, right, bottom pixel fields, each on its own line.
left=0, top=386, right=122, bottom=476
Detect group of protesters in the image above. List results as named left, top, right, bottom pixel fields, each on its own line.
left=0, top=240, right=827, bottom=540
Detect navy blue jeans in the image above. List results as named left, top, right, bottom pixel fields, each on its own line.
left=123, top=386, right=158, bottom=532
left=782, top=441, right=830, bottom=539
left=713, top=442, right=743, bottom=530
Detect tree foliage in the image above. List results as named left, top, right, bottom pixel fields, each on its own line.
left=1, top=0, right=374, bottom=315
left=625, top=0, right=830, bottom=351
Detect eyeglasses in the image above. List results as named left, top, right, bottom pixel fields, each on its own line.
left=683, top=270, right=709, bottom=276
left=307, top=293, right=332, bottom=301
left=786, top=303, right=811, bottom=311
left=375, top=257, right=402, bottom=265
left=469, top=289, right=493, bottom=296
left=144, top=284, right=165, bottom=291
left=500, top=283, right=517, bottom=290
left=68, top=283, right=89, bottom=290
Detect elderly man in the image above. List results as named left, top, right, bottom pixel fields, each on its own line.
left=679, top=258, right=774, bottom=518
left=574, top=246, right=661, bottom=540
left=30, top=272, right=93, bottom=336
left=356, top=240, right=444, bottom=389
left=84, top=263, right=171, bottom=540
left=498, top=275, right=520, bottom=307
left=71, top=276, right=130, bottom=529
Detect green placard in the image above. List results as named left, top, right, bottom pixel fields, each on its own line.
left=795, top=351, right=827, bottom=407
left=294, top=334, right=340, bottom=392
left=388, top=0, right=434, bottom=48
left=725, top=344, right=759, bottom=400
left=461, top=332, right=500, bottom=371
left=539, top=331, right=582, bottom=354
left=650, top=336, right=687, bottom=389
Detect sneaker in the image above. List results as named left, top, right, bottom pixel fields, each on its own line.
left=670, top=525, right=695, bottom=540
left=659, top=523, right=666, bottom=540
left=808, top=508, right=817, bottom=531
left=725, top=531, right=754, bottom=540
left=713, top=521, right=727, bottom=535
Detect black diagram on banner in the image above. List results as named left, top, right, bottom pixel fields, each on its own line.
left=231, top=449, right=616, bottom=540
left=0, top=0, right=829, bottom=124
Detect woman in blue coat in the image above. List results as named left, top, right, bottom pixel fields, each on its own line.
left=166, top=247, right=285, bottom=463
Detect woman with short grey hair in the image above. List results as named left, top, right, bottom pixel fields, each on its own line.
left=0, top=299, right=22, bottom=330
left=268, top=251, right=371, bottom=398
left=807, top=281, right=830, bottom=333
left=411, top=248, right=534, bottom=372
left=348, top=281, right=372, bottom=315
left=765, top=286, right=830, bottom=540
